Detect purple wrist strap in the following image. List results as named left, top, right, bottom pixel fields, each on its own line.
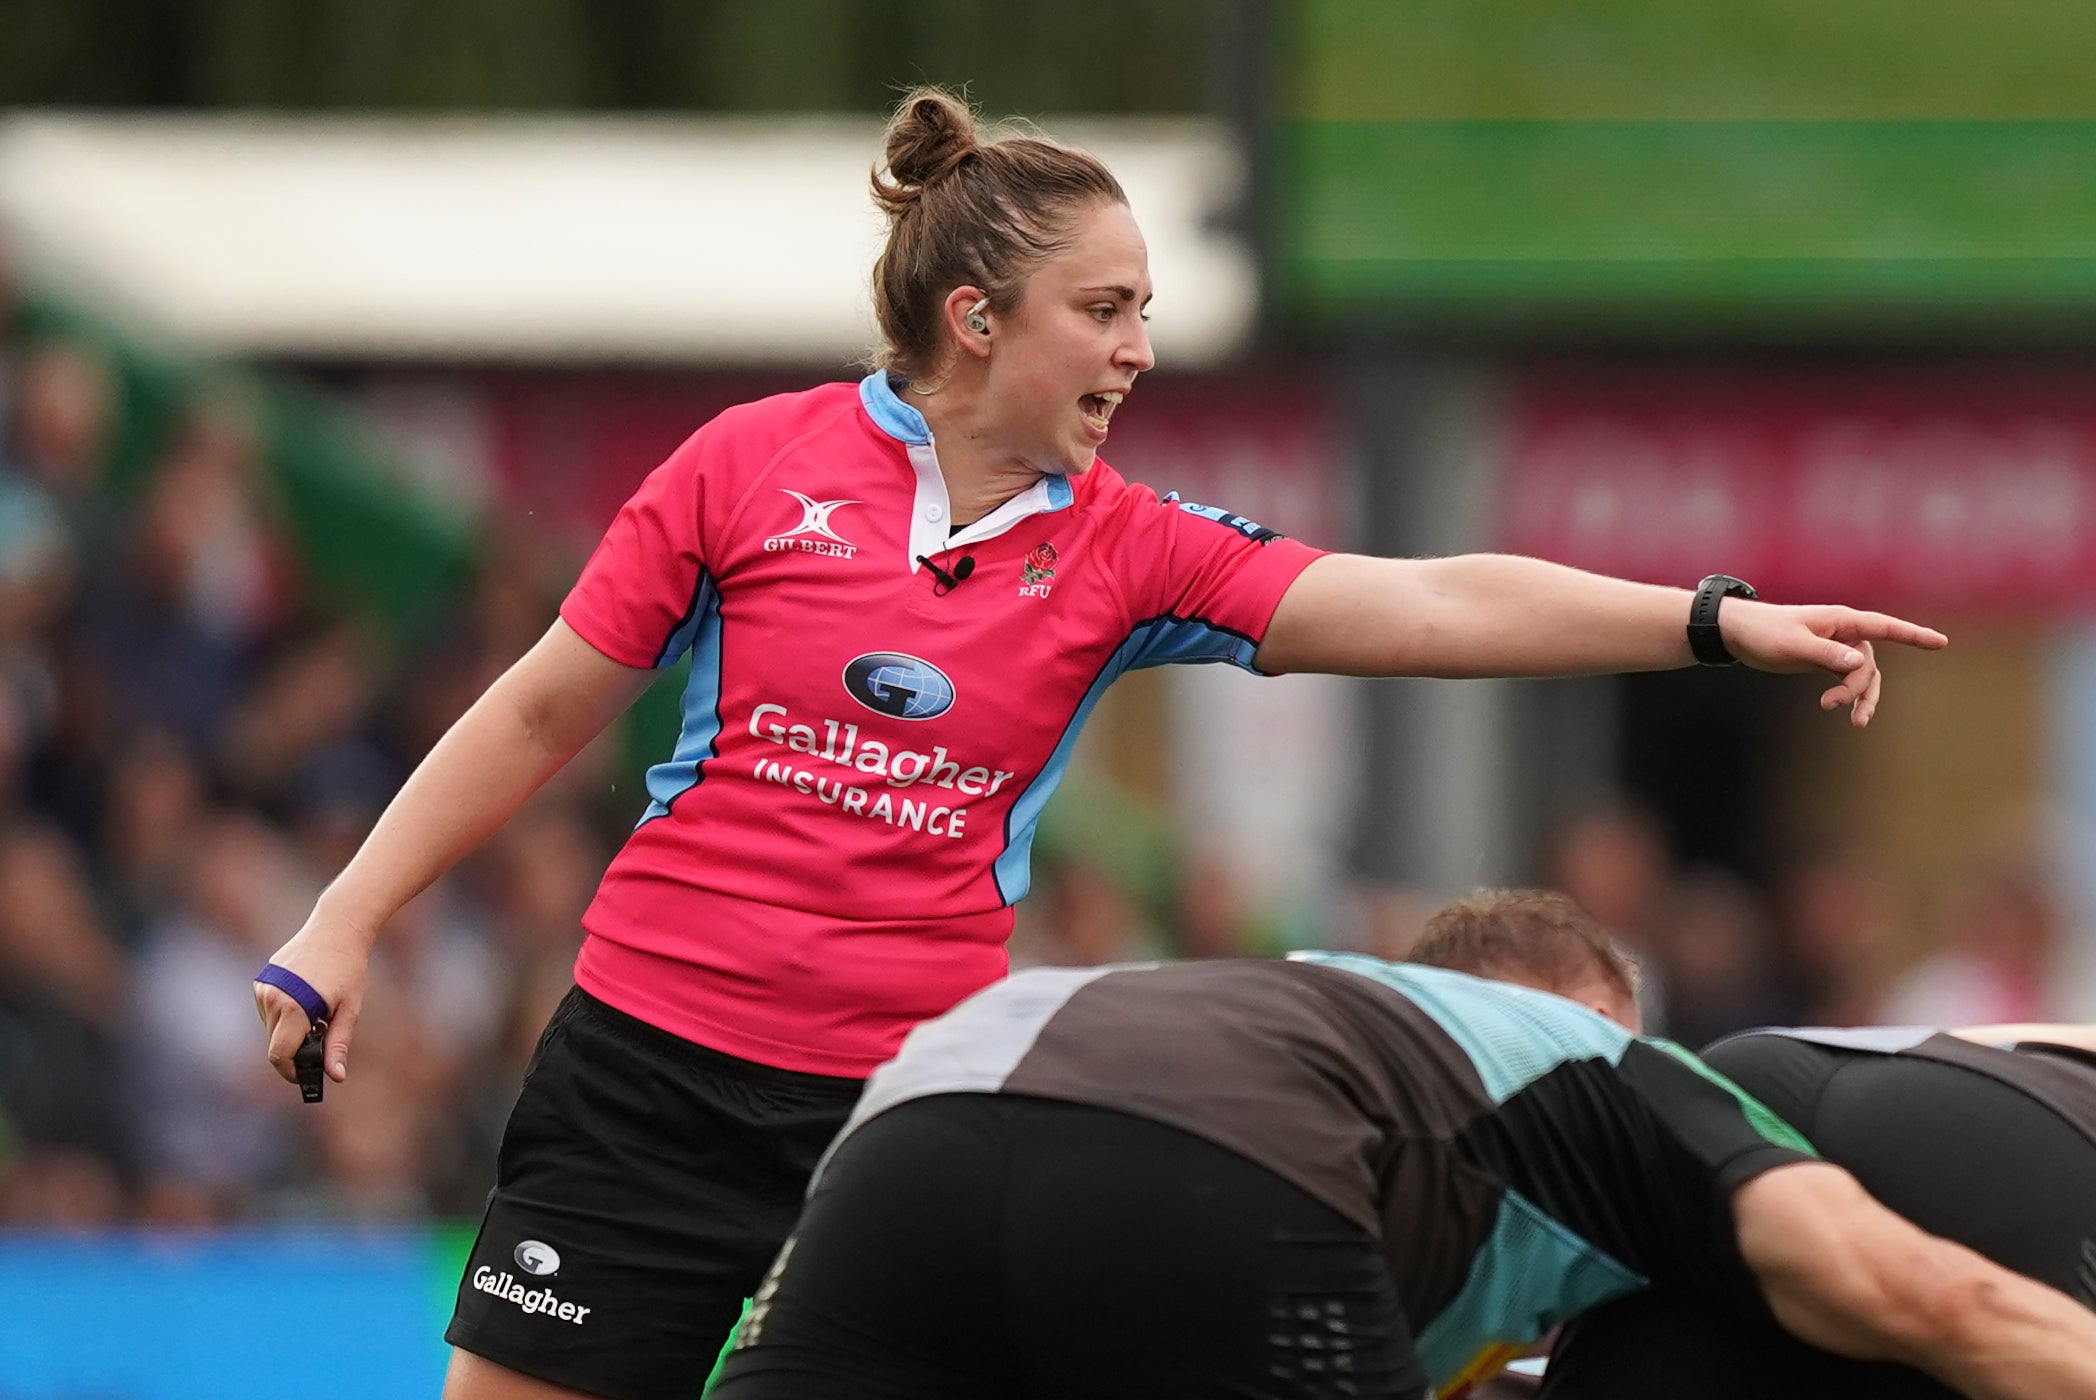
left=256, top=963, right=330, bottom=1026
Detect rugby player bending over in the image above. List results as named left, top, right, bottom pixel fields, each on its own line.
left=1410, top=888, right=2096, bottom=1400
left=708, top=951, right=2096, bottom=1399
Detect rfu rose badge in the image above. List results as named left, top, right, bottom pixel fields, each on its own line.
left=1020, top=542, right=1058, bottom=585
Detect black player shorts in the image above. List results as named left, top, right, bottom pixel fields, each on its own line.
left=445, top=986, right=862, bottom=1400
left=711, top=1093, right=1431, bottom=1400
left=1540, top=1032, right=2096, bottom=1400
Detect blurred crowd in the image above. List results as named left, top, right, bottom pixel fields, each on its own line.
left=1498, top=802, right=2068, bottom=1046
left=0, top=243, right=2081, bottom=1233
left=0, top=253, right=618, bottom=1229
left=1023, top=788, right=2075, bottom=1050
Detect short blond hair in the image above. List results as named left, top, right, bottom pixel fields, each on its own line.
left=1406, top=888, right=1637, bottom=1006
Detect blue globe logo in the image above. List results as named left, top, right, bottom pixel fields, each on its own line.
left=843, top=653, right=956, bottom=720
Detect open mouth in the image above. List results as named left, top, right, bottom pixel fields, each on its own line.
left=1080, top=390, right=1124, bottom=434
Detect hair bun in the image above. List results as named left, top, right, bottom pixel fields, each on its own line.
left=877, top=89, right=980, bottom=204
left=867, top=90, right=1125, bottom=379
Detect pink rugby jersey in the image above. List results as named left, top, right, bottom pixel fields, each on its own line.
left=561, top=372, right=1325, bottom=1075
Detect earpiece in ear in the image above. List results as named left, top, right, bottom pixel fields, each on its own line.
left=963, top=297, right=990, bottom=334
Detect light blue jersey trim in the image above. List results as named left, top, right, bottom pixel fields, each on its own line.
left=651, top=572, right=715, bottom=668
left=638, top=576, right=725, bottom=824
left=992, top=615, right=1262, bottom=904
left=858, top=371, right=931, bottom=445
left=857, top=372, right=1079, bottom=506
left=1288, top=953, right=1635, bottom=1102
left=1417, top=1189, right=1647, bottom=1387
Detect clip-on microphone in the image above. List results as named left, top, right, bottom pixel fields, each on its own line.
left=917, top=554, right=976, bottom=595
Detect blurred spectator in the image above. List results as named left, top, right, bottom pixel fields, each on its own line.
left=288, top=960, right=451, bottom=1223
left=394, top=518, right=574, bottom=760
left=94, top=729, right=209, bottom=947
left=1770, top=847, right=1910, bottom=1025
left=0, top=242, right=14, bottom=411
left=128, top=809, right=318, bottom=1219
left=471, top=799, right=602, bottom=979
left=83, top=390, right=293, bottom=748
left=1641, top=866, right=1799, bottom=1049
left=0, top=443, right=70, bottom=637
left=5, top=339, right=118, bottom=564
left=0, top=318, right=666, bottom=1225
left=374, top=882, right=503, bottom=1078
left=281, top=738, right=399, bottom=879
left=1014, top=861, right=1155, bottom=968
left=0, top=820, right=131, bottom=1213
left=0, top=346, right=85, bottom=812
left=0, top=1147, right=125, bottom=1228
left=215, top=612, right=385, bottom=807
left=1540, top=800, right=1674, bottom=1032
left=1881, top=856, right=2064, bottom=1026
left=409, top=801, right=605, bottom=1213
left=1344, top=879, right=1442, bottom=963
left=148, top=388, right=296, bottom=642
left=1012, top=774, right=1176, bottom=966
left=1542, top=800, right=1668, bottom=937
left=1175, top=844, right=1264, bottom=959
left=0, top=479, right=70, bottom=809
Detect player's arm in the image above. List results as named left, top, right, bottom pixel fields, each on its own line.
left=1950, top=1023, right=2096, bottom=1054
left=254, top=619, right=655, bottom=1086
left=1733, top=1161, right=2096, bottom=1400
left=1253, top=553, right=1945, bottom=726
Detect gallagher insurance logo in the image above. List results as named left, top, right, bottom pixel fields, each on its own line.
left=843, top=653, right=956, bottom=720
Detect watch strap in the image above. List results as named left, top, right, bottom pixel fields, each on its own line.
left=1688, top=574, right=1758, bottom=666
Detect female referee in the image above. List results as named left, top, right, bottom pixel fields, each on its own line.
left=254, top=88, right=1947, bottom=1400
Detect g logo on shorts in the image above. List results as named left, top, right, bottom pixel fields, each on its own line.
left=514, top=1240, right=561, bottom=1276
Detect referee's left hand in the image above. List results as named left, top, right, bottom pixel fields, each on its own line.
left=254, top=917, right=369, bottom=1087
left=1719, top=601, right=1949, bottom=727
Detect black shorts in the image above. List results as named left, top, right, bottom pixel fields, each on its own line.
left=1540, top=1033, right=2096, bottom=1400
left=710, top=1093, right=1429, bottom=1400
left=445, top=987, right=862, bottom=1400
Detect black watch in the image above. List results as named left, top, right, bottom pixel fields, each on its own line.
left=1687, top=574, right=1758, bottom=666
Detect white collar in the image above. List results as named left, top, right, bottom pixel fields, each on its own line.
left=859, top=371, right=1076, bottom=573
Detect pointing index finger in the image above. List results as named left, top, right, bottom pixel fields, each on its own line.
left=1849, top=612, right=1948, bottom=650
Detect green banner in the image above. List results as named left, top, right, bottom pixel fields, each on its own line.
left=1273, top=119, right=2096, bottom=333
left=1275, top=2, right=2096, bottom=335
left=1287, top=0, right=2096, bottom=121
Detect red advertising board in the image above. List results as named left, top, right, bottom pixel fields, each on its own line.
left=360, top=370, right=1348, bottom=555
left=1086, top=376, right=1347, bottom=548
left=1500, top=366, right=2096, bottom=610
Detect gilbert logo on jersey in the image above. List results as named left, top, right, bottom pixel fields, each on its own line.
left=765, top=489, right=860, bottom=558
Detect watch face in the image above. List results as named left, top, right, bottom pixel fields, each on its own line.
left=1710, top=574, right=1756, bottom=600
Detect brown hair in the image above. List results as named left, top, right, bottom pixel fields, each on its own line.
left=1405, top=889, right=1638, bottom=1006
left=870, top=88, right=1126, bottom=381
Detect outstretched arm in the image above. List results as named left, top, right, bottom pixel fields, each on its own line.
left=1951, top=1024, right=2096, bottom=1055
left=1254, top=554, right=1946, bottom=727
left=1735, top=1161, right=2096, bottom=1400
left=253, top=619, right=655, bottom=1086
